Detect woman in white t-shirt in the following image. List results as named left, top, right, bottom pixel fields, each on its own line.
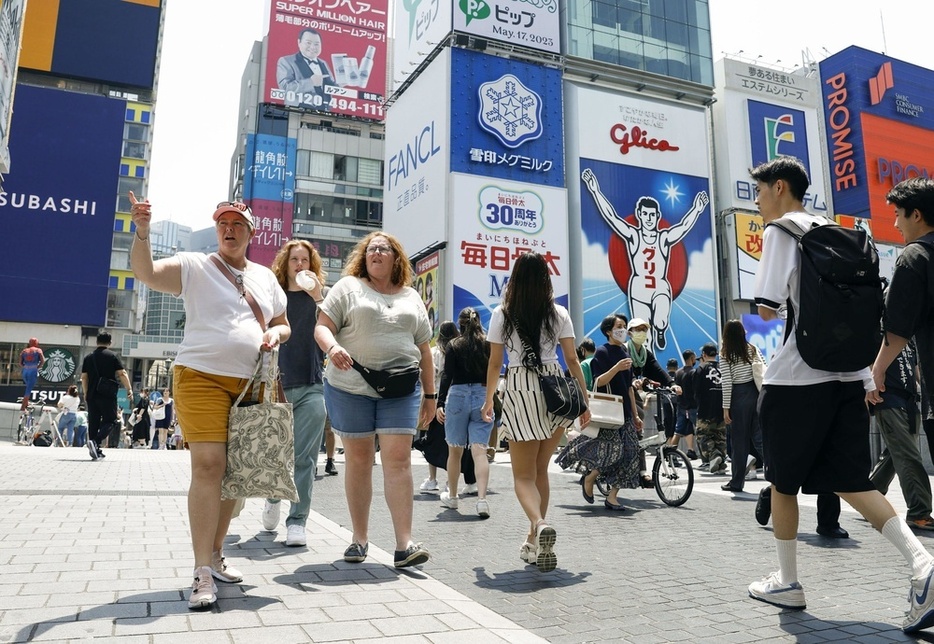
left=481, top=253, right=591, bottom=573
left=57, top=385, right=80, bottom=445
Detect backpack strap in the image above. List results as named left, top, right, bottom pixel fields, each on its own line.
left=764, top=217, right=825, bottom=347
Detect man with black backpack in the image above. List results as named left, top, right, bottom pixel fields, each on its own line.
left=747, top=156, right=934, bottom=633
left=80, top=332, right=132, bottom=461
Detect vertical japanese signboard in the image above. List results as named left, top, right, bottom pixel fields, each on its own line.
left=244, top=133, right=297, bottom=267
left=265, top=0, right=388, bottom=121
left=391, top=0, right=451, bottom=92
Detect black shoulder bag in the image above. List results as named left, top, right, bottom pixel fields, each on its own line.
left=511, top=315, right=586, bottom=420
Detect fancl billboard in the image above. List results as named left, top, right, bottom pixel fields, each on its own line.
left=383, top=47, right=450, bottom=255
left=450, top=48, right=564, bottom=187
left=265, top=0, right=388, bottom=120
left=453, top=0, right=559, bottom=54
left=820, top=46, right=934, bottom=243
left=0, top=85, right=125, bottom=325
left=567, top=83, right=716, bottom=364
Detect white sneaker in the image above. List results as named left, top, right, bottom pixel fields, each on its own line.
left=188, top=566, right=217, bottom=610
left=904, top=561, right=934, bottom=632
left=210, top=551, right=243, bottom=583
left=419, top=478, right=439, bottom=493
left=745, top=455, right=757, bottom=478
left=262, top=500, right=280, bottom=531
left=534, top=523, right=557, bottom=573
left=440, top=490, right=459, bottom=509
left=519, top=541, right=536, bottom=564
left=462, top=483, right=478, bottom=496
left=709, top=455, right=723, bottom=474
left=748, top=571, right=806, bottom=609
left=477, top=499, right=490, bottom=518
left=285, top=524, right=307, bottom=547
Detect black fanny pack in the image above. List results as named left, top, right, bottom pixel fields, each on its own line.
left=351, top=360, right=420, bottom=399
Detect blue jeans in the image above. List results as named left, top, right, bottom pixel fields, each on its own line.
left=73, top=425, right=87, bottom=447
left=268, top=384, right=326, bottom=527
left=58, top=412, right=76, bottom=444
left=443, top=383, right=493, bottom=447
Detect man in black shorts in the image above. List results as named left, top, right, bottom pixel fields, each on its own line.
left=749, top=157, right=934, bottom=633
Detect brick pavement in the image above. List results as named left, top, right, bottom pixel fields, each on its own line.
left=1, top=442, right=933, bottom=642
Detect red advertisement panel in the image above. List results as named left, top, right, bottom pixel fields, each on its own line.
left=861, top=113, right=934, bottom=244
left=264, top=0, right=387, bottom=121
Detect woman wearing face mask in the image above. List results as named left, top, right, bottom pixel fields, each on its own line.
left=626, top=318, right=681, bottom=486
left=556, top=313, right=643, bottom=510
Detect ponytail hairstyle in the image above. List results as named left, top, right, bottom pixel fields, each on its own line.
left=501, top=253, right=558, bottom=363
left=451, top=307, right=489, bottom=375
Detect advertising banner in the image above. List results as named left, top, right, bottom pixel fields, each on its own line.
left=449, top=173, right=569, bottom=333
left=265, top=0, right=388, bottom=121
left=20, top=0, right=160, bottom=89
left=569, top=84, right=716, bottom=364
left=450, top=48, right=563, bottom=187
left=383, top=48, right=450, bottom=255
left=0, top=85, right=124, bottom=326
left=453, top=0, right=559, bottom=54
left=741, top=313, right=784, bottom=365
left=712, top=59, right=828, bottom=216
left=0, top=0, right=25, bottom=170
left=243, top=133, right=297, bottom=203
left=414, top=250, right=442, bottom=342
left=391, top=0, right=452, bottom=93
left=245, top=198, right=292, bottom=268
left=723, top=211, right=764, bottom=301
left=820, top=46, right=934, bottom=239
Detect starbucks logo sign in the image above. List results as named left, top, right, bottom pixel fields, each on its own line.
left=38, top=348, right=76, bottom=383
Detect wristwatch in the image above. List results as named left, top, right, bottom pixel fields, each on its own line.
left=423, top=393, right=438, bottom=399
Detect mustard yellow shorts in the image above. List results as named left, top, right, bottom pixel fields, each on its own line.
left=173, top=365, right=263, bottom=443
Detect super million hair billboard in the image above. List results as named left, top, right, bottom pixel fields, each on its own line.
left=264, top=0, right=388, bottom=120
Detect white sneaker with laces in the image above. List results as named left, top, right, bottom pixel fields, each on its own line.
left=440, top=490, right=459, bottom=509
left=419, top=478, right=439, bottom=493
left=748, top=571, right=806, bottom=609
left=210, top=551, right=243, bottom=583
left=285, top=524, right=307, bottom=547
left=188, top=566, right=217, bottom=610
left=262, top=500, right=280, bottom=531
left=477, top=499, right=490, bottom=518
left=519, top=541, right=537, bottom=564
left=462, top=483, right=478, bottom=496
left=904, top=561, right=934, bottom=632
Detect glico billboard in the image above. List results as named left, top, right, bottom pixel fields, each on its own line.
left=0, top=85, right=125, bottom=326
left=820, top=46, right=934, bottom=244
left=264, top=0, right=388, bottom=121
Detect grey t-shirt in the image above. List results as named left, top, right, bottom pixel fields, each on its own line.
left=320, top=276, right=431, bottom=397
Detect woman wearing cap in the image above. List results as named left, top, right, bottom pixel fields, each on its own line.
left=129, top=192, right=290, bottom=611
left=481, top=252, right=591, bottom=573
left=314, top=232, right=434, bottom=569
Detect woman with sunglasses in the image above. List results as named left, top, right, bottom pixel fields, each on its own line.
left=129, top=193, right=290, bottom=610
left=314, top=232, right=435, bottom=569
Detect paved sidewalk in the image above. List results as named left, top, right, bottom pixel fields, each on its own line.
left=0, top=445, right=545, bottom=644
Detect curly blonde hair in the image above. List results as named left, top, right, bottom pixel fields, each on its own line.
left=271, top=240, right=326, bottom=290
left=342, top=232, right=413, bottom=286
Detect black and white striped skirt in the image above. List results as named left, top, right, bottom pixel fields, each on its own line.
left=501, top=364, right=569, bottom=442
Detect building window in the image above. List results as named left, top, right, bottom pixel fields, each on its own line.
left=358, top=158, right=382, bottom=186
left=310, top=152, right=334, bottom=179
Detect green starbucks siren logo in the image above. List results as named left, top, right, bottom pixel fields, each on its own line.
left=459, top=0, right=491, bottom=25
left=38, top=348, right=76, bottom=383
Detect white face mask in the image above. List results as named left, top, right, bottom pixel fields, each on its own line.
left=629, top=330, right=648, bottom=345
left=611, top=328, right=628, bottom=343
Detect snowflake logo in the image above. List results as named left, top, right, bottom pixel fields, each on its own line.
left=477, top=74, right=543, bottom=149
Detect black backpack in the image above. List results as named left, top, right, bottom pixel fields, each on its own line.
left=33, top=432, right=53, bottom=447
left=769, top=218, right=884, bottom=372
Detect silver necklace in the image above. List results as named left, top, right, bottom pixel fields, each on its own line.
left=370, top=280, right=395, bottom=309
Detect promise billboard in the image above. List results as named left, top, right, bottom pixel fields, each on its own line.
left=0, top=85, right=124, bottom=325
left=264, top=0, right=388, bottom=121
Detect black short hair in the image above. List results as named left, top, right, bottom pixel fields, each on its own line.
left=599, top=313, right=629, bottom=339
left=681, top=349, right=695, bottom=360
left=749, top=156, right=810, bottom=202
left=701, top=342, right=718, bottom=357
left=666, top=358, right=678, bottom=369
left=97, top=332, right=112, bottom=345
left=887, top=177, right=934, bottom=227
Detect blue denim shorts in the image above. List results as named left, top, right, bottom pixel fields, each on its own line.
left=443, top=383, right=493, bottom=447
left=324, top=380, right=420, bottom=439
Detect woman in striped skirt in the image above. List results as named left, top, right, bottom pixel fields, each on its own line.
left=720, top=319, right=765, bottom=493
left=481, top=253, right=591, bottom=572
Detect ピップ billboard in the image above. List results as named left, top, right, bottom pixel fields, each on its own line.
left=391, top=0, right=451, bottom=93
left=453, top=0, right=559, bottom=54
left=265, top=0, right=388, bottom=121
left=568, top=83, right=716, bottom=364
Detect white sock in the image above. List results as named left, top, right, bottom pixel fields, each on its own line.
left=775, top=538, right=798, bottom=585
left=882, top=516, right=934, bottom=577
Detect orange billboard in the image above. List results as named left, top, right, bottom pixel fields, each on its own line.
left=860, top=112, right=934, bottom=244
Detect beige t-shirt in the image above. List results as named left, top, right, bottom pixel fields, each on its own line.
left=320, top=276, right=432, bottom=397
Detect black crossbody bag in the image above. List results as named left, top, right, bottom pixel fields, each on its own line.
left=510, top=316, right=587, bottom=420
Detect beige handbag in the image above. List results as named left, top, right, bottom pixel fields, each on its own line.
left=221, top=349, right=299, bottom=501
left=583, top=380, right=627, bottom=437
left=751, top=346, right=766, bottom=390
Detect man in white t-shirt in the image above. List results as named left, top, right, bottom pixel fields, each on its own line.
left=747, top=155, right=934, bottom=633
